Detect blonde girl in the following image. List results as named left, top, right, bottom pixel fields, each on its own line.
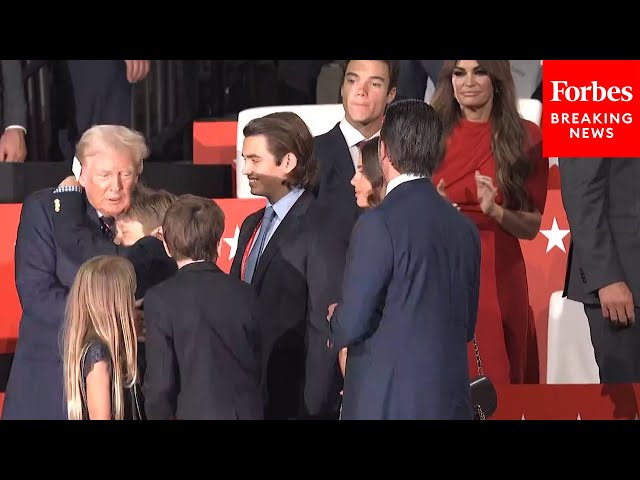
left=62, top=255, right=141, bottom=420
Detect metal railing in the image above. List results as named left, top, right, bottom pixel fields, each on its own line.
left=21, top=60, right=198, bottom=163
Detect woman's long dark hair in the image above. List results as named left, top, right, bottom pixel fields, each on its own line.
left=430, top=60, right=534, bottom=211
left=360, top=137, right=385, bottom=207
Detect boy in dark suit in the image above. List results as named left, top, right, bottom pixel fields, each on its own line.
left=114, top=183, right=178, bottom=299
left=143, top=195, right=263, bottom=420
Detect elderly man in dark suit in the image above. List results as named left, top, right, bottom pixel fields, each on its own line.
left=0, top=60, right=28, bottom=162
left=328, top=99, right=481, bottom=420
left=560, top=158, right=640, bottom=383
left=2, top=124, right=149, bottom=420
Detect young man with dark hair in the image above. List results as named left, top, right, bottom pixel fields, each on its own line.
left=231, top=111, right=346, bottom=420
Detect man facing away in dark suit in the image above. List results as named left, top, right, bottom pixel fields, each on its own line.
left=0, top=60, right=28, bottom=162
left=143, top=195, right=263, bottom=420
left=230, top=111, right=345, bottom=420
left=2, top=124, right=149, bottom=419
left=328, top=99, right=481, bottom=420
left=559, top=158, right=640, bottom=383
left=314, top=60, right=399, bottom=220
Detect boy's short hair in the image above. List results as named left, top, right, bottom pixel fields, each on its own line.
left=120, top=183, right=177, bottom=234
left=162, top=194, right=225, bottom=263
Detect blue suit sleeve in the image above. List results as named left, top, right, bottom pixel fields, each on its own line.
left=329, top=211, right=393, bottom=349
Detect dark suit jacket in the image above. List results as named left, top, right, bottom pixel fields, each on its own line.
left=127, top=236, right=178, bottom=300
left=229, top=190, right=348, bottom=419
left=1, top=60, right=27, bottom=130
left=47, top=190, right=177, bottom=299
left=560, top=158, right=640, bottom=306
left=2, top=188, right=102, bottom=419
left=2, top=189, right=175, bottom=420
left=330, top=179, right=481, bottom=420
left=314, top=123, right=361, bottom=222
left=48, top=190, right=177, bottom=389
left=143, top=261, right=263, bottom=420
left=395, top=60, right=444, bottom=102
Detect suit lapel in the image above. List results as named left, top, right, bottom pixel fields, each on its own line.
left=230, top=210, right=263, bottom=278
left=327, top=124, right=355, bottom=187
left=251, top=191, right=314, bottom=286
left=85, top=194, right=101, bottom=230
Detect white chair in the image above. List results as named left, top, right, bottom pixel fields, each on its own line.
left=546, top=291, right=600, bottom=384
left=234, top=98, right=543, bottom=198
left=235, top=104, right=345, bottom=199
left=517, top=98, right=542, bottom=126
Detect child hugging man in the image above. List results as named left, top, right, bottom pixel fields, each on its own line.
left=143, top=194, right=264, bottom=420
left=114, top=184, right=179, bottom=300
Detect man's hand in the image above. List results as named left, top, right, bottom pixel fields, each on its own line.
left=436, top=178, right=460, bottom=211
left=598, top=281, right=635, bottom=327
left=124, top=60, right=150, bottom=83
left=326, top=303, right=338, bottom=348
left=58, top=175, right=81, bottom=188
left=0, top=128, right=27, bottom=162
left=338, top=347, right=347, bottom=377
left=327, top=302, right=337, bottom=321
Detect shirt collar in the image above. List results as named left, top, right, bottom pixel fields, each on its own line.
left=386, top=174, right=425, bottom=195
left=267, top=187, right=305, bottom=220
left=339, top=118, right=380, bottom=148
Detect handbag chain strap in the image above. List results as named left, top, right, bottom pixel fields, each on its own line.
left=473, top=335, right=484, bottom=377
left=472, top=335, right=486, bottom=420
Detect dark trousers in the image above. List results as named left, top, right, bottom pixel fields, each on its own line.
left=585, top=304, right=640, bottom=383
left=56, top=60, right=132, bottom=164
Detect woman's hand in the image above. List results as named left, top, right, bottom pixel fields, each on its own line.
left=475, top=171, right=498, bottom=217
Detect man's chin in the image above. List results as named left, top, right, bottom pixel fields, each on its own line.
left=101, top=204, right=128, bottom=218
left=249, top=185, right=263, bottom=197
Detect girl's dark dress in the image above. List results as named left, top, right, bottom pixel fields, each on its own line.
left=80, top=341, right=144, bottom=420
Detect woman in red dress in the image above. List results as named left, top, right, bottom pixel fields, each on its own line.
left=430, top=60, right=548, bottom=384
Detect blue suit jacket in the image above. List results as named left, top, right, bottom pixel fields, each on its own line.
left=330, top=178, right=481, bottom=420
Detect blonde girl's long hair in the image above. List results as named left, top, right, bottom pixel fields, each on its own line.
left=62, top=255, right=138, bottom=420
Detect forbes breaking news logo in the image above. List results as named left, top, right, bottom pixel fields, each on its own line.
left=550, top=80, right=633, bottom=139
left=542, top=60, right=640, bottom=157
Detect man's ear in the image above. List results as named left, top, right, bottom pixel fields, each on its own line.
left=283, top=152, right=298, bottom=174
left=78, top=170, right=87, bottom=188
left=162, top=237, right=172, bottom=258
left=150, top=226, right=163, bottom=241
left=379, top=139, right=388, bottom=162
left=387, top=87, right=397, bottom=104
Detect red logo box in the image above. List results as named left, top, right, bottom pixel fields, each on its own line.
left=542, top=60, right=640, bottom=157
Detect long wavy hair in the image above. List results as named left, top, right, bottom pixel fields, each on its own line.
left=62, top=255, right=138, bottom=420
left=430, top=60, right=534, bottom=211
left=359, top=137, right=385, bottom=207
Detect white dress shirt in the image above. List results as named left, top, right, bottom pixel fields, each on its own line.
left=338, top=118, right=380, bottom=170
left=386, top=174, right=425, bottom=195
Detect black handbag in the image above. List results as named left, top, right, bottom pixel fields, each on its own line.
left=470, top=336, right=498, bottom=420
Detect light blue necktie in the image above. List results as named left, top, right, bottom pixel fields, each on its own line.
left=243, top=206, right=276, bottom=284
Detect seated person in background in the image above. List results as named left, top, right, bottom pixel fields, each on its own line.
left=144, top=195, right=263, bottom=420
